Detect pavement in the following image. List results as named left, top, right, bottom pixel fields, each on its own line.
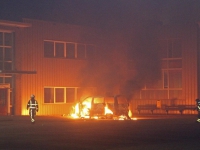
left=0, top=114, right=200, bottom=150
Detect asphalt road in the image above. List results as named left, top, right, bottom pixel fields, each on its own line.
left=0, top=115, right=200, bottom=150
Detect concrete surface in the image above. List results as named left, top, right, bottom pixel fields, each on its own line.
left=0, top=115, right=200, bottom=150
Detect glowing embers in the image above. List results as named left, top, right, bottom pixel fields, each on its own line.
left=114, top=115, right=129, bottom=120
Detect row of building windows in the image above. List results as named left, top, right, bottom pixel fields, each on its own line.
left=44, top=39, right=183, bottom=102
left=44, top=87, right=75, bottom=103
left=44, top=87, right=94, bottom=104
left=0, top=31, right=184, bottom=101
left=44, top=41, right=95, bottom=59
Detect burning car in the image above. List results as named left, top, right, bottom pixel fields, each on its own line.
left=71, top=95, right=131, bottom=120
left=105, top=95, right=131, bottom=120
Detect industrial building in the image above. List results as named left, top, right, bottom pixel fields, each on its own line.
left=0, top=19, right=199, bottom=115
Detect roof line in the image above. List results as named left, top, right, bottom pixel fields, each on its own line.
left=0, top=70, right=36, bottom=74
left=0, top=20, right=31, bottom=28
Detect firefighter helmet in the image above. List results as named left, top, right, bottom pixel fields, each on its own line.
left=30, top=94, right=35, bottom=98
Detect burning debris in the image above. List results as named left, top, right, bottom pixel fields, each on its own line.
left=70, top=95, right=132, bottom=120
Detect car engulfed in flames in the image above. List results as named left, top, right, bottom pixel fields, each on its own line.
left=70, top=95, right=132, bottom=120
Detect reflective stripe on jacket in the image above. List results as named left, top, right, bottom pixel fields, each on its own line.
left=197, top=100, right=200, bottom=111
left=27, top=99, right=38, bottom=109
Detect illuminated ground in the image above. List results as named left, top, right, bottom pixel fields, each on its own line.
left=0, top=115, right=200, bottom=150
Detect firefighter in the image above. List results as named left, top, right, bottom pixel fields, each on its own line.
left=196, top=99, right=200, bottom=123
left=27, top=94, right=39, bottom=122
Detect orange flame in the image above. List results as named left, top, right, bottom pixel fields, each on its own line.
left=70, top=103, right=80, bottom=118
left=70, top=97, right=135, bottom=121
left=70, top=100, right=92, bottom=118
left=104, top=105, right=113, bottom=115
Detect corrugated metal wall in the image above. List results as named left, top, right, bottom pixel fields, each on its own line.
left=13, top=19, right=199, bottom=116
left=15, top=19, right=93, bottom=115
left=182, top=24, right=198, bottom=105
left=130, top=24, right=199, bottom=115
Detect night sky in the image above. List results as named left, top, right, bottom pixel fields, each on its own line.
left=1, top=0, right=200, bottom=30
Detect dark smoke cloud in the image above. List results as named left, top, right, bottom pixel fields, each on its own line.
left=79, top=31, right=125, bottom=96
left=80, top=21, right=162, bottom=100
left=120, top=21, right=162, bottom=100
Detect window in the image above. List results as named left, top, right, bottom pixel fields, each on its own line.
left=66, top=88, right=75, bottom=103
left=44, top=88, right=54, bottom=103
left=0, top=32, right=13, bottom=70
left=44, top=41, right=54, bottom=57
left=161, top=39, right=182, bottom=89
left=77, top=44, right=85, bottom=59
left=0, top=76, right=13, bottom=87
left=5, top=77, right=12, bottom=84
left=55, top=88, right=64, bottom=103
left=139, top=39, right=182, bottom=100
left=5, top=48, right=12, bottom=61
left=44, top=87, right=79, bottom=103
left=44, top=87, right=96, bottom=104
left=55, top=43, right=64, bottom=58
left=44, top=40, right=95, bottom=59
left=66, top=43, right=75, bottom=58
left=4, top=62, right=12, bottom=70
left=4, top=33, right=12, bottom=46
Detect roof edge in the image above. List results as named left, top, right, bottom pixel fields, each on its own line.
left=0, top=20, right=31, bottom=28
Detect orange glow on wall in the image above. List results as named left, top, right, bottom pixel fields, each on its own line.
left=22, top=108, right=29, bottom=115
